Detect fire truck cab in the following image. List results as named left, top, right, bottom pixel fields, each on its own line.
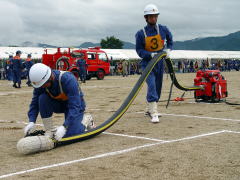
left=42, top=47, right=110, bottom=80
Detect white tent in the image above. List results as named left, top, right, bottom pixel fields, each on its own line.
left=102, top=49, right=129, bottom=60
left=170, top=50, right=240, bottom=60
left=0, top=47, right=44, bottom=59
left=1, top=47, right=240, bottom=60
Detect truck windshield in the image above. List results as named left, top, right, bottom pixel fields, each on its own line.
left=98, top=53, right=108, bottom=62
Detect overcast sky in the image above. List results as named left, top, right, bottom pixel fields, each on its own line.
left=0, top=0, right=239, bottom=46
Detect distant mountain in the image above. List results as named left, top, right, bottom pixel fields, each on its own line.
left=37, top=43, right=58, bottom=48
left=78, top=41, right=135, bottom=49
left=7, top=31, right=240, bottom=51
left=21, top=41, right=37, bottom=47
left=20, top=41, right=58, bottom=48
left=174, top=31, right=240, bottom=51
left=78, top=31, right=240, bottom=50
left=78, top=42, right=100, bottom=48
left=122, top=41, right=135, bottom=49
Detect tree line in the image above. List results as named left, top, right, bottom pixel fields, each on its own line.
left=100, top=36, right=123, bottom=49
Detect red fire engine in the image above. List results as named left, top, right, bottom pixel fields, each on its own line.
left=194, top=70, right=228, bottom=102
left=42, top=47, right=110, bottom=80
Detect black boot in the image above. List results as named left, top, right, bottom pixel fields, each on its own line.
left=13, top=83, right=17, bottom=88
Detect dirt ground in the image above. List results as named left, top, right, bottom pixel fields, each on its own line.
left=0, top=71, right=240, bottom=180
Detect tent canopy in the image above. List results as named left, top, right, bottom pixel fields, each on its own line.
left=0, top=47, right=240, bottom=60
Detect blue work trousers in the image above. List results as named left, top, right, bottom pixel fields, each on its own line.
left=38, top=93, right=85, bottom=137
left=142, top=60, right=164, bottom=102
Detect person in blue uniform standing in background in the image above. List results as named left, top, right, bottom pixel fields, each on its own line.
left=135, top=4, right=173, bottom=123
left=76, top=53, right=87, bottom=83
left=12, top=50, right=23, bottom=88
left=24, top=54, right=34, bottom=86
left=5, top=55, right=13, bottom=81
left=23, top=63, right=95, bottom=141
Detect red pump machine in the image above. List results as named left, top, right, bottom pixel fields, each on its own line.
left=194, top=70, right=228, bottom=102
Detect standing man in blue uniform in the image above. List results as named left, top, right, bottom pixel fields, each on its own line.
left=5, top=55, right=13, bottom=81
left=76, top=53, right=87, bottom=83
left=135, top=4, right=173, bottom=123
left=23, top=63, right=95, bottom=140
left=12, top=50, right=23, bottom=88
left=25, top=54, right=34, bottom=86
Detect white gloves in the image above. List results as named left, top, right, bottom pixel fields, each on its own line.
left=166, top=49, right=171, bottom=58
left=54, top=125, right=66, bottom=141
left=151, top=49, right=171, bottom=59
left=24, top=122, right=35, bottom=136
left=82, top=113, right=95, bottom=131
left=151, top=52, right=158, bottom=58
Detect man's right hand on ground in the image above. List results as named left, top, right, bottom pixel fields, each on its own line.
left=54, top=125, right=66, bottom=141
left=24, top=122, right=35, bottom=136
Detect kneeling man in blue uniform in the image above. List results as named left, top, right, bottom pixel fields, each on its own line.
left=24, top=63, right=95, bottom=141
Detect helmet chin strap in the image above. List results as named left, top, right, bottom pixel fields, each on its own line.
left=145, top=16, right=157, bottom=26
left=48, top=75, right=55, bottom=88
left=49, top=79, right=54, bottom=88
left=146, top=20, right=156, bottom=26
left=45, top=74, right=54, bottom=88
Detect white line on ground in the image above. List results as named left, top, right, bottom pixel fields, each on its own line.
left=0, top=130, right=228, bottom=179
left=134, top=111, right=240, bottom=122
left=0, top=120, right=43, bottom=127
left=87, top=108, right=240, bottom=122
left=0, top=90, right=32, bottom=96
left=0, top=120, right=14, bottom=123
left=161, top=113, right=240, bottom=122
left=104, top=131, right=228, bottom=144
left=103, top=132, right=165, bottom=142
left=81, top=85, right=132, bottom=89
left=0, top=83, right=29, bottom=87
left=163, top=130, right=226, bottom=143
left=187, top=101, right=221, bottom=105
left=3, top=119, right=237, bottom=143
left=0, top=118, right=164, bottom=142
left=224, top=130, right=240, bottom=134
left=0, top=142, right=162, bottom=179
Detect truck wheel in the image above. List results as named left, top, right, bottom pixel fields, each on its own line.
left=56, top=56, right=70, bottom=71
left=96, top=69, right=105, bottom=80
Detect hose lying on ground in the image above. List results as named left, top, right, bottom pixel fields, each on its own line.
left=57, top=53, right=201, bottom=146
left=19, top=52, right=202, bottom=154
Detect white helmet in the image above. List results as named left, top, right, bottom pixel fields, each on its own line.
left=144, top=4, right=159, bottom=16
left=29, top=63, right=52, bottom=88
